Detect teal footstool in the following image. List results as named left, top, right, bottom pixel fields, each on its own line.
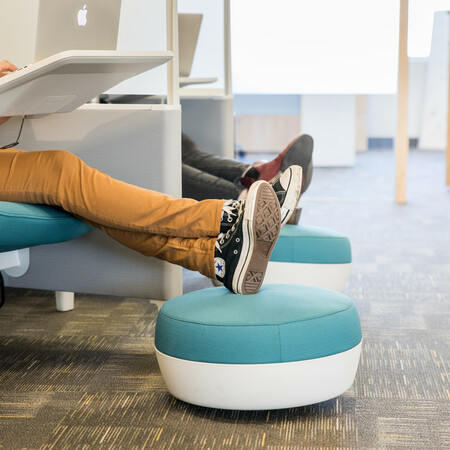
left=0, top=202, right=92, bottom=253
left=0, top=201, right=93, bottom=310
left=264, top=224, right=352, bottom=292
left=155, top=284, right=362, bottom=410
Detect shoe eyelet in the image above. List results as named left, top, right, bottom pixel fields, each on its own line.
left=233, top=250, right=238, bottom=254
left=236, top=238, right=240, bottom=242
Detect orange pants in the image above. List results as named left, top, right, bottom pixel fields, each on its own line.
left=0, top=149, right=224, bottom=279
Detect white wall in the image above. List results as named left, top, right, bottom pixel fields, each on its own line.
left=231, top=0, right=399, bottom=94
left=178, top=0, right=225, bottom=89
left=366, top=60, right=427, bottom=139
left=366, top=11, right=449, bottom=147
left=419, top=11, right=450, bottom=150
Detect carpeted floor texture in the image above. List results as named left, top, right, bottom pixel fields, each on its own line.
left=0, top=149, right=449, bottom=449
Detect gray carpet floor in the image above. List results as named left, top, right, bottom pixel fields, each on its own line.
left=0, top=149, right=449, bottom=449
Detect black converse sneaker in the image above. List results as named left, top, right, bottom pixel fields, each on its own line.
left=270, top=166, right=303, bottom=226
left=214, top=180, right=281, bottom=295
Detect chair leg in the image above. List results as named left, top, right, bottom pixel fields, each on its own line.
left=55, top=291, right=74, bottom=312
left=0, top=272, right=5, bottom=309
left=150, top=299, right=165, bottom=312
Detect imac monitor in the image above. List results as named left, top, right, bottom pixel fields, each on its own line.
left=178, top=13, right=203, bottom=77
left=34, top=0, right=122, bottom=62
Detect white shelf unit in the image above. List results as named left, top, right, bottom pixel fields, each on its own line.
left=179, top=0, right=234, bottom=159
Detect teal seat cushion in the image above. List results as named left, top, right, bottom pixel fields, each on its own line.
left=155, top=284, right=362, bottom=365
left=270, top=224, right=352, bottom=264
left=0, top=201, right=93, bottom=252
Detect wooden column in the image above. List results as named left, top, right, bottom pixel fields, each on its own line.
left=447, top=33, right=450, bottom=185
left=224, top=0, right=232, bottom=97
left=395, top=0, right=409, bottom=203
left=166, top=0, right=179, bottom=106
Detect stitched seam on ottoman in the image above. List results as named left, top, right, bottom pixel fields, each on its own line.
left=158, top=303, right=354, bottom=327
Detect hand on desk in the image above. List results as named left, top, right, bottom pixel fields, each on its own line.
left=0, top=60, right=17, bottom=77
left=0, top=60, right=18, bottom=126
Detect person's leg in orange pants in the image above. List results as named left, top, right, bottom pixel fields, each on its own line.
left=0, top=148, right=289, bottom=294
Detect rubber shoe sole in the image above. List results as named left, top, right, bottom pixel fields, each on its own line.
left=232, top=180, right=281, bottom=295
left=278, top=166, right=303, bottom=226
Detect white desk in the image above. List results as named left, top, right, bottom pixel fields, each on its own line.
left=0, top=50, right=172, bottom=117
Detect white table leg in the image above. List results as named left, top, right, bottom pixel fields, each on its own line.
left=55, top=291, right=74, bottom=312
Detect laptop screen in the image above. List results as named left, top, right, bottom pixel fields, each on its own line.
left=34, top=0, right=122, bottom=62
left=178, top=13, right=202, bottom=78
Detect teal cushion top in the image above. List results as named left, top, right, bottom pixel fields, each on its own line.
left=155, top=284, right=362, bottom=365
left=0, top=201, right=93, bottom=252
left=270, top=224, right=352, bottom=264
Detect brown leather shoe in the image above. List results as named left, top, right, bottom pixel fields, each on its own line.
left=241, top=134, right=314, bottom=194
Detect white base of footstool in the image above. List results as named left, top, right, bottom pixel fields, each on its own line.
left=155, top=341, right=362, bottom=410
left=264, top=261, right=352, bottom=293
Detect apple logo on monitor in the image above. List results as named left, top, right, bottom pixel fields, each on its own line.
left=77, top=4, right=88, bottom=26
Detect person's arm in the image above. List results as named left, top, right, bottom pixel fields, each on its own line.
left=0, top=60, right=18, bottom=126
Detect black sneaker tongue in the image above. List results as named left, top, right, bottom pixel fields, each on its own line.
left=220, top=201, right=244, bottom=235
left=275, top=190, right=286, bottom=207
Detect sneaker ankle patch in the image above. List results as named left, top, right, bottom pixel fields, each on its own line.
left=214, top=257, right=226, bottom=279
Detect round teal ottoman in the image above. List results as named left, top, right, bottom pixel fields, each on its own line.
left=265, top=224, right=352, bottom=292
left=155, top=284, right=362, bottom=410
left=0, top=201, right=92, bottom=253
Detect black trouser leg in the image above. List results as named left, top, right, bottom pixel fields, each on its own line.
left=182, top=134, right=248, bottom=183
left=182, top=164, right=244, bottom=200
